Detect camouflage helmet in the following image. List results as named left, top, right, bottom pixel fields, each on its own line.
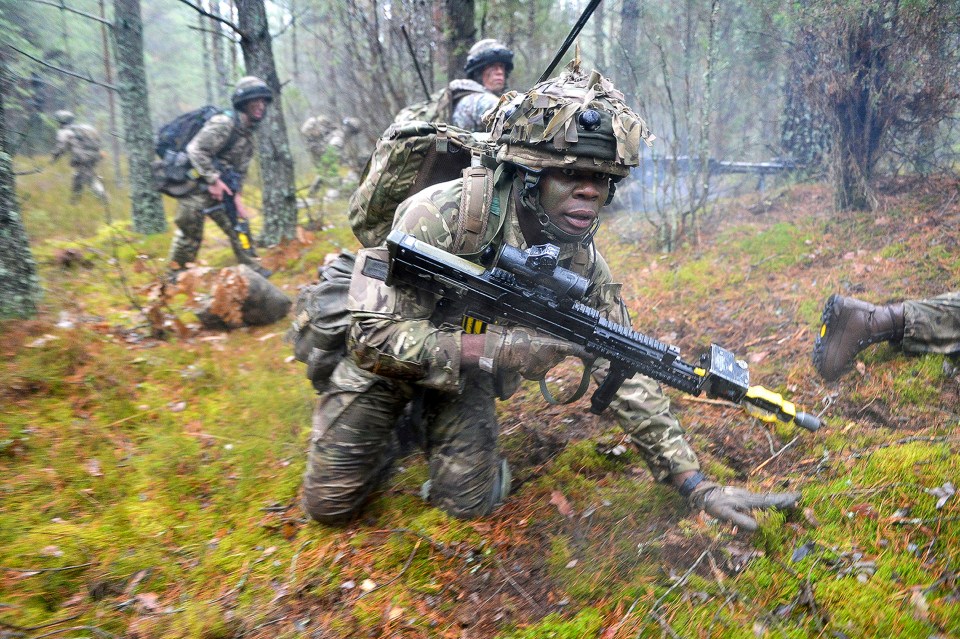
left=54, top=110, right=75, bottom=125
left=464, top=39, right=514, bottom=80
left=485, top=63, right=654, bottom=178
left=231, top=76, right=273, bottom=110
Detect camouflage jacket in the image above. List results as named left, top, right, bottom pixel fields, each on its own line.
left=450, top=80, right=499, bottom=132
left=347, top=176, right=701, bottom=481
left=301, top=116, right=336, bottom=162
left=54, top=124, right=101, bottom=165
left=186, top=112, right=255, bottom=186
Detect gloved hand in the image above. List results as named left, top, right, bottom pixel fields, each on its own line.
left=688, top=481, right=801, bottom=532
left=481, top=325, right=587, bottom=380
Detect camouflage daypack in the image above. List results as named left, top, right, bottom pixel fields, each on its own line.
left=391, top=79, right=488, bottom=126
left=67, top=124, right=102, bottom=163
left=348, top=120, right=494, bottom=248
left=295, top=122, right=497, bottom=390
left=286, top=253, right=356, bottom=392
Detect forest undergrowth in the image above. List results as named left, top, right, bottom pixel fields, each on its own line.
left=2, top=162, right=960, bottom=638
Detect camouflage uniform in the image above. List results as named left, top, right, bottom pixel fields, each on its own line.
left=167, top=112, right=258, bottom=270
left=302, top=178, right=700, bottom=523
left=53, top=122, right=105, bottom=202
left=301, top=115, right=337, bottom=167
left=903, top=292, right=960, bottom=354
left=450, top=79, right=499, bottom=132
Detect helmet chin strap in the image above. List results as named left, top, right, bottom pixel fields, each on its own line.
left=514, top=167, right=600, bottom=247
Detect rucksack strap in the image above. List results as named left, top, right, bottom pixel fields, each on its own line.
left=453, top=164, right=496, bottom=255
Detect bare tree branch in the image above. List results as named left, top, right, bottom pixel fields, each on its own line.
left=25, top=0, right=112, bottom=27
left=174, top=0, right=240, bottom=35
left=3, top=43, right=117, bottom=91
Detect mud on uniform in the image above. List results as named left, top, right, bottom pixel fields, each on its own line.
left=302, top=177, right=700, bottom=523
left=54, top=124, right=105, bottom=201
left=167, top=113, right=257, bottom=270
left=903, top=292, right=960, bottom=354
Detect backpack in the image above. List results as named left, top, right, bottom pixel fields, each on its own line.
left=67, top=124, right=102, bottom=163
left=392, top=80, right=487, bottom=126
left=348, top=120, right=494, bottom=248
left=286, top=252, right=357, bottom=392
left=151, top=106, right=235, bottom=197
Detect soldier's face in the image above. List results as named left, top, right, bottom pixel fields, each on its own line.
left=537, top=168, right=610, bottom=236
left=244, top=98, right=269, bottom=122
left=481, top=63, right=507, bottom=93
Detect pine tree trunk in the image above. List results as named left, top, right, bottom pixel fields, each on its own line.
left=200, top=2, right=213, bottom=104
left=618, top=0, right=641, bottom=105
left=593, top=0, right=606, bottom=71
left=113, top=0, right=166, bottom=234
left=99, top=0, right=123, bottom=186
left=235, top=0, right=297, bottom=246
left=445, top=0, right=474, bottom=83
left=0, top=53, right=42, bottom=319
left=210, top=1, right=229, bottom=103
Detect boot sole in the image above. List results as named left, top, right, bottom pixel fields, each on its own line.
left=812, top=294, right=849, bottom=381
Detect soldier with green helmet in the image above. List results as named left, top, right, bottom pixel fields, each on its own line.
left=302, top=64, right=802, bottom=530
left=166, top=76, right=273, bottom=279
left=450, top=38, right=514, bottom=132
left=51, top=110, right=106, bottom=203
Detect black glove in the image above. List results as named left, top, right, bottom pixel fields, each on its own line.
left=688, top=481, right=801, bottom=532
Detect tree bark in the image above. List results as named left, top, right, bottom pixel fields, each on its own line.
left=113, top=0, right=166, bottom=234
left=200, top=1, right=213, bottom=104
left=209, top=0, right=229, bottom=103
left=618, top=0, right=641, bottom=105
left=235, top=0, right=297, bottom=246
left=98, top=0, right=123, bottom=186
left=444, top=0, right=474, bottom=83
left=0, top=53, right=42, bottom=320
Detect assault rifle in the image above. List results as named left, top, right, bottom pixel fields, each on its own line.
left=201, top=167, right=257, bottom=257
left=384, top=230, right=820, bottom=432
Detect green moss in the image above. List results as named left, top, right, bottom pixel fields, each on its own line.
left=497, top=607, right=605, bottom=638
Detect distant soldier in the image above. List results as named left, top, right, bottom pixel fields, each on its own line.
left=51, top=110, right=106, bottom=203
left=301, top=115, right=365, bottom=194
left=330, top=117, right=367, bottom=175
left=167, top=76, right=274, bottom=279
left=451, top=39, right=514, bottom=132
left=301, top=115, right=336, bottom=168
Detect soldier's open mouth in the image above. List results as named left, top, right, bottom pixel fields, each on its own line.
left=563, top=212, right=596, bottom=230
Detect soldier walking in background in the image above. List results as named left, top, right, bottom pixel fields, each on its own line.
left=450, top=38, right=514, bottom=132
left=166, top=76, right=273, bottom=279
left=51, top=110, right=106, bottom=203
left=301, top=115, right=366, bottom=195
left=813, top=292, right=960, bottom=381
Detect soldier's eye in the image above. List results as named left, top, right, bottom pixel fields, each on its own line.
left=561, top=168, right=577, bottom=177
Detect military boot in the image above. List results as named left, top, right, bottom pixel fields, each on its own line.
left=252, top=264, right=273, bottom=279
left=813, top=294, right=904, bottom=381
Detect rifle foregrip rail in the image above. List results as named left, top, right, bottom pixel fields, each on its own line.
left=385, top=231, right=820, bottom=432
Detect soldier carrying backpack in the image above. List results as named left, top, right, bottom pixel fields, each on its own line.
left=162, top=76, right=274, bottom=280
left=51, top=110, right=107, bottom=204
left=392, top=38, right=514, bottom=133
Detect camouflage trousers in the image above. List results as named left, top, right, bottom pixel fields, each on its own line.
left=167, top=191, right=257, bottom=270
left=70, top=161, right=105, bottom=203
left=903, top=292, right=960, bottom=354
left=302, top=357, right=507, bottom=523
